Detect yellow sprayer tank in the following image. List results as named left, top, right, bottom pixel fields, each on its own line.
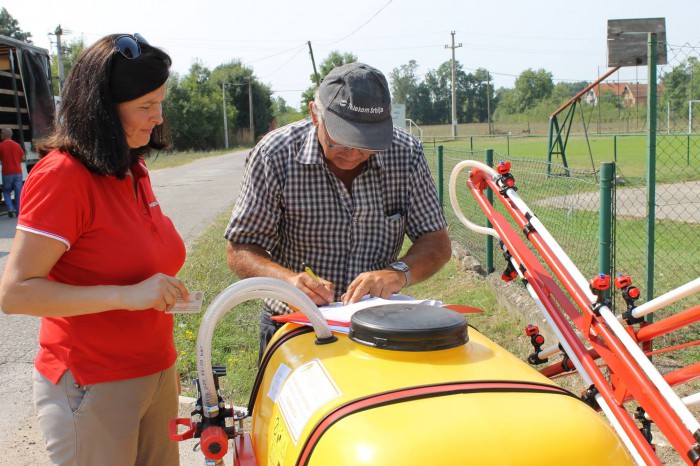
left=249, top=304, right=632, bottom=465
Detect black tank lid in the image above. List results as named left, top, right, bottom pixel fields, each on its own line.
left=349, top=303, right=468, bottom=351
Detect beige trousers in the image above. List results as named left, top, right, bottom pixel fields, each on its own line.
left=33, top=364, right=180, bottom=466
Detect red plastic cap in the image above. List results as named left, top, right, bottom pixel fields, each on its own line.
left=628, top=287, right=640, bottom=299
left=614, top=274, right=632, bottom=289
left=200, top=426, right=229, bottom=460
left=590, top=274, right=610, bottom=290
left=496, top=161, right=511, bottom=174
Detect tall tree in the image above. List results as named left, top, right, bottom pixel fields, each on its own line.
left=273, top=96, right=303, bottom=127
left=472, top=68, right=494, bottom=124
left=165, top=61, right=224, bottom=151
left=390, top=60, right=419, bottom=105
left=406, top=81, right=435, bottom=125
left=211, top=61, right=274, bottom=142
left=0, top=8, right=32, bottom=43
left=300, top=51, right=358, bottom=113
left=660, top=57, right=700, bottom=113
left=50, top=38, right=84, bottom=95
left=512, top=68, right=554, bottom=113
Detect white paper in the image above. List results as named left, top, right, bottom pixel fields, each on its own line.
left=318, top=294, right=443, bottom=324
left=167, top=291, right=204, bottom=314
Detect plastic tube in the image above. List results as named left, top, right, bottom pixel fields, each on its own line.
left=448, top=160, right=501, bottom=239
left=196, top=278, right=333, bottom=415
left=631, top=277, right=700, bottom=319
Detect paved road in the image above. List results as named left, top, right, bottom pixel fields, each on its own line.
left=537, top=180, right=700, bottom=223
left=0, top=150, right=248, bottom=465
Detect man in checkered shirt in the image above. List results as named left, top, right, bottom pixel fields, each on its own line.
left=224, top=63, right=451, bottom=356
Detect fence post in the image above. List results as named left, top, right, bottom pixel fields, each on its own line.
left=599, top=162, right=614, bottom=298
left=645, top=33, right=658, bottom=304
left=613, top=135, right=618, bottom=162
left=437, top=145, right=444, bottom=208
left=485, top=149, right=495, bottom=274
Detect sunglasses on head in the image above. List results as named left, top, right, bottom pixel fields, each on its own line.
left=114, top=33, right=149, bottom=59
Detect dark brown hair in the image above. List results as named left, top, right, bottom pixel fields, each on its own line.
left=38, top=34, right=172, bottom=178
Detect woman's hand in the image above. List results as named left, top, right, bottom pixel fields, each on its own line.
left=123, top=273, right=189, bottom=312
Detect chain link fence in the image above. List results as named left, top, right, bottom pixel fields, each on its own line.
left=430, top=148, right=602, bottom=282
left=426, top=41, right=699, bottom=307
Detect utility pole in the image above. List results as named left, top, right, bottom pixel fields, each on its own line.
left=222, top=82, right=229, bottom=149
left=248, top=78, right=254, bottom=145
left=445, top=31, right=462, bottom=138
left=307, top=41, right=320, bottom=87
left=486, top=72, right=492, bottom=135
left=55, top=25, right=65, bottom=94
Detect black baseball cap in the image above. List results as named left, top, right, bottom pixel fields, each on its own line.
left=319, top=63, right=393, bottom=151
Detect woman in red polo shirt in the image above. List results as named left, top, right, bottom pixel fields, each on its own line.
left=0, top=34, right=188, bottom=466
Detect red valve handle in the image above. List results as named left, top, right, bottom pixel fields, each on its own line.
left=169, top=417, right=196, bottom=442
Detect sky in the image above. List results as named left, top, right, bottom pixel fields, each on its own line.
left=6, top=0, right=699, bottom=110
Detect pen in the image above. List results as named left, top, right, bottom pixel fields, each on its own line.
left=301, top=262, right=319, bottom=280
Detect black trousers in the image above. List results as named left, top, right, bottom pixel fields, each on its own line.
left=259, top=311, right=283, bottom=365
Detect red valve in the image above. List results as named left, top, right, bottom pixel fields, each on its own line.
left=200, top=426, right=229, bottom=460
left=590, top=274, right=610, bottom=291
left=496, top=161, right=511, bottom=175
left=614, top=274, right=632, bottom=289
left=525, top=324, right=539, bottom=336
left=627, top=287, right=640, bottom=299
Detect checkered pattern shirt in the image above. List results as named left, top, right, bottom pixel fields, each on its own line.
left=224, top=118, right=447, bottom=315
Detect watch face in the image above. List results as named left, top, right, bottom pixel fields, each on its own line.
left=392, top=262, right=408, bottom=272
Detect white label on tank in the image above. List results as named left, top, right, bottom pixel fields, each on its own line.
left=277, top=358, right=341, bottom=444
left=267, top=363, right=292, bottom=402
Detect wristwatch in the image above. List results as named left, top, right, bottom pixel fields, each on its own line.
left=389, top=261, right=411, bottom=288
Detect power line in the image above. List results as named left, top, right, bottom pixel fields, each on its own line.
left=323, top=0, right=394, bottom=46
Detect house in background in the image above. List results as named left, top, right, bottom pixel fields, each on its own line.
left=584, top=81, right=665, bottom=107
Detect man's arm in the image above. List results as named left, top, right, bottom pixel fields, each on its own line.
left=226, top=242, right=335, bottom=305
left=342, top=228, right=451, bottom=304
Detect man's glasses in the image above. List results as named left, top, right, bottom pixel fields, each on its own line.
left=321, top=122, right=378, bottom=156
left=114, top=33, right=149, bottom=59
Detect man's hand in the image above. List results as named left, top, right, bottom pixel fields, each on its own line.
left=291, top=272, right=335, bottom=306
left=341, top=269, right=405, bottom=305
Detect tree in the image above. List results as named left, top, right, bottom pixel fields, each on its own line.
left=50, top=38, right=84, bottom=95
left=406, top=81, right=435, bottom=125
left=165, top=61, right=225, bottom=151
left=273, top=96, right=304, bottom=127
left=512, top=68, right=554, bottom=113
left=0, top=8, right=32, bottom=43
left=660, top=57, right=700, bottom=114
left=211, top=61, right=274, bottom=142
left=300, top=51, right=358, bottom=113
left=472, top=68, right=494, bottom=124
left=390, top=60, right=419, bottom=105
